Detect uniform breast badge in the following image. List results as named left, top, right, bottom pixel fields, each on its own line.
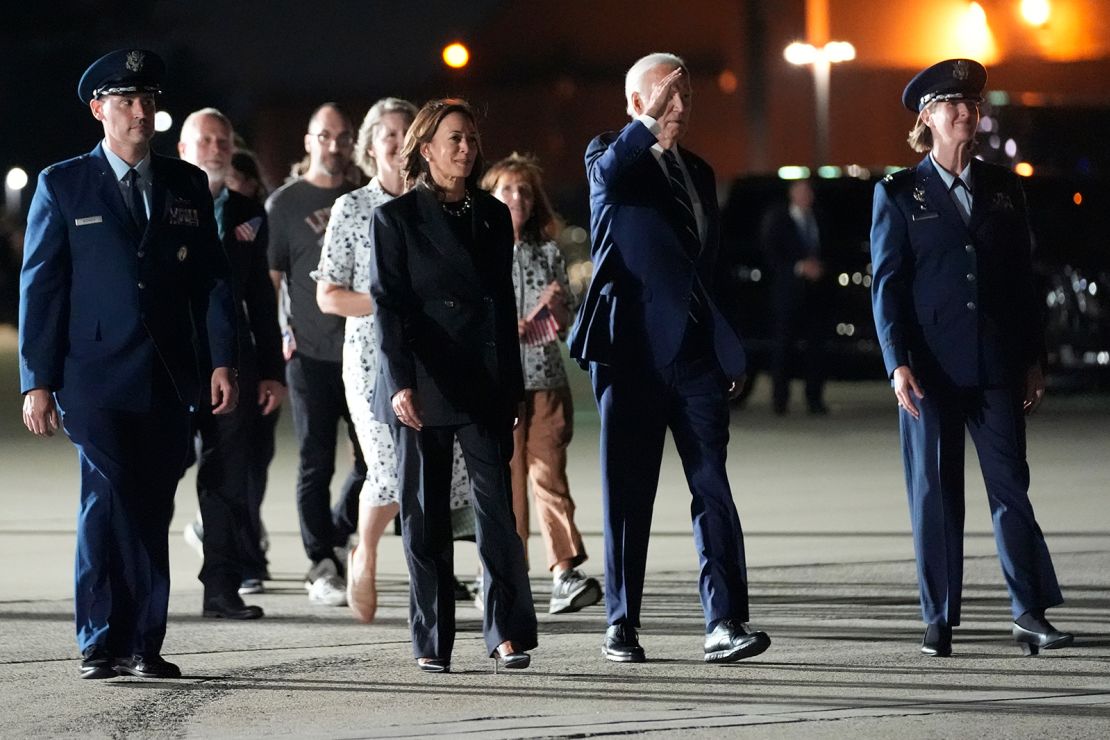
left=991, top=192, right=1014, bottom=212
left=177, top=246, right=188, bottom=262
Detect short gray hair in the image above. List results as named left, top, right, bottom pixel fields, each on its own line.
left=179, top=107, right=233, bottom=141
left=354, top=97, right=418, bottom=178
left=624, top=52, right=686, bottom=117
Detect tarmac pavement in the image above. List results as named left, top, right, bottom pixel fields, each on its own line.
left=1, top=328, right=1108, bottom=738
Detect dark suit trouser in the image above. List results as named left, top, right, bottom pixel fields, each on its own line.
left=242, top=406, right=279, bottom=579
left=60, top=369, right=191, bottom=656
left=286, top=352, right=365, bottom=568
left=195, top=369, right=264, bottom=597
left=591, top=332, right=751, bottom=631
left=900, top=383, right=1063, bottom=626
left=392, top=421, right=537, bottom=659
left=770, top=282, right=826, bottom=411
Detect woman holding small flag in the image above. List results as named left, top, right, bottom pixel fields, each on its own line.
left=482, top=154, right=602, bottom=616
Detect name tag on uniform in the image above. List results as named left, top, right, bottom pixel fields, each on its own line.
left=75, top=216, right=103, bottom=226
left=912, top=211, right=939, bottom=221
left=168, top=207, right=199, bottom=227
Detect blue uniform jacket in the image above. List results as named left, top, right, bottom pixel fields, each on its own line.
left=568, top=120, right=745, bottom=377
left=19, top=143, right=237, bottom=412
left=870, top=155, right=1042, bottom=388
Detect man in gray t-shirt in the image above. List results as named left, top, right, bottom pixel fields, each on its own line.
left=267, top=102, right=364, bottom=606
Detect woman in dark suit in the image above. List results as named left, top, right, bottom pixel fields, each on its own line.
left=368, top=99, right=537, bottom=673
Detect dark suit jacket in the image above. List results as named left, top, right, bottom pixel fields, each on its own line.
left=567, top=120, right=745, bottom=378
left=870, top=156, right=1042, bottom=388
left=19, top=143, right=237, bottom=412
left=761, top=205, right=829, bottom=323
left=218, top=189, right=283, bottom=383
left=369, top=186, right=524, bottom=426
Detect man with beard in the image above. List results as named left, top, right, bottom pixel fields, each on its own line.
left=267, top=103, right=366, bottom=605
left=178, top=108, right=285, bottom=618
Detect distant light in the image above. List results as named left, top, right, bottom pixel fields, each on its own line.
left=1089, top=282, right=1098, bottom=296
left=884, top=166, right=904, bottom=176
left=1073, top=192, right=1083, bottom=205
left=957, top=3, right=995, bottom=60
left=442, top=42, right=470, bottom=69
left=5, top=167, right=28, bottom=190
left=989, top=135, right=1001, bottom=149
left=569, top=226, right=588, bottom=243
left=862, top=275, right=872, bottom=287
left=979, top=115, right=994, bottom=132
left=784, top=42, right=817, bottom=66
left=817, top=165, right=842, bottom=179
left=838, top=273, right=850, bottom=287
left=851, top=272, right=862, bottom=285
left=824, top=42, right=856, bottom=63
left=987, top=91, right=1010, bottom=106
left=777, top=166, right=811, bottom=180
left=1098, top=351, right=1110, bottom=366
left=1021, top=0, right=1051, bottom=27
left=1015, top=162, right=1034, bottom=177
left=750, top=268, right=762, bottom=282
left=845, top=164, right=871, bottom=179
left=717, top=69, right=738, bottom=94
left=1004, top=138, right=1018, bottom=157
left=154, top=110, right=173, bottom=133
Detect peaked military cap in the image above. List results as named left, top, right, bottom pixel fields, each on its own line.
left=902, top=58, right=987, bottom=112
left=77, top=49, right=165, bottom=104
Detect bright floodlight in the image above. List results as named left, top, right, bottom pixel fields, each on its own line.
left=154, top=110, right=173, bottom=132
left=784, top=42, right=817, bottom=66
left=1021, top=0, right=1051, bottom=26
left=5, top=167, right=28, bottom=190
left=824, top=42, right=856, bottom=63
left=442, top=42, right=470, bottom=69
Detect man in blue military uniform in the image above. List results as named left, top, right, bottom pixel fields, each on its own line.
left=19, top=49, right=239, bottom=679
left=870, top=58, right=1072, bottom=658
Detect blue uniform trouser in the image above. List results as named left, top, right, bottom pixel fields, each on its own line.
left=900, top=383, right=1063, bottom=626
left=590, top=331, right=751, bottom=632
left=60, top=371, right=191, bottom=657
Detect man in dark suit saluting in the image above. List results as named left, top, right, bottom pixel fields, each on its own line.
left=19, top=49, right=238, bottom=679
left=569, top=52, right=771, bottom=664
left=870, top=58, right=1072, bottom=657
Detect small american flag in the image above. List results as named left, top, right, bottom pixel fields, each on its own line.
left=234, top=217, right=263, bottom=243
left=522, top=304, right=560, bottom=347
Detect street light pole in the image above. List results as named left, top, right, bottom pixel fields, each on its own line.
left=783, top=41, right=855, bottom=169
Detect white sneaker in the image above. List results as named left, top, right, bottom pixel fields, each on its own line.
left=308, top=575, right=347, bottom=606
left=183, top=517, right=204, bottom=558
left=238, top=578, right=265, bottom=595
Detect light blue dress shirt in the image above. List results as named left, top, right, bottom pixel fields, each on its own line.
left=101, top=141, right=152, bottom=221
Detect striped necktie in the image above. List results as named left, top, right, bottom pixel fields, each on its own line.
left=661, top=149, right=700, bottom=256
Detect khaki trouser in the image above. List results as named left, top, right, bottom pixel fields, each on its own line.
left=510, top=386, right=587, bottom=571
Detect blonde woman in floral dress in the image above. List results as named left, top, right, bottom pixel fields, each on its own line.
left=314, top=98, right=470, bottom=622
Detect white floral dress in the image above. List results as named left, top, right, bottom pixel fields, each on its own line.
left=313, top=179, right=470, bottom=509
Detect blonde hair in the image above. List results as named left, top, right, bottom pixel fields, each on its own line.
left=354, top=97, right=418, bottom=178
left=480, top=152, right=558, bottom=243
left=907, top=115, right=933, bottom=153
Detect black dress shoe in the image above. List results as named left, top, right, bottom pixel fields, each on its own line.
left=704, top=619, right=771, bottom=663
left=203, top=593, right=264, bottom=620
left=603, top=623, right=646, bottom=663
left=1013, top=617, right=1073, bottom=656
left=79, top=646, right=116, bottom=680
left=116, top=655, right=182, bottom=679
left=921, top=623, right=952, bottom=657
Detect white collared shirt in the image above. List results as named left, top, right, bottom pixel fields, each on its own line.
left=635, top=114, right=707, bottom=244
left=101, top=141, right=152, bottom=219
left=930, top=152, right=973, bottom=224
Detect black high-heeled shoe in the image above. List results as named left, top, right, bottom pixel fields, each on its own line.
left=920, top=623, right=952, bottom=657
left=492, top=644, right=531, bottom=674
left=1012, top=619, right=1074, bottom=656
left=416, top=657, right=450, bottom=673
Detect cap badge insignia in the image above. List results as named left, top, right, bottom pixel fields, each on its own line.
left=126, top=51, right=145, bottom=72
left=177, top=246, right=188, bottom=262
left=952, top=60, right=969, bottom=81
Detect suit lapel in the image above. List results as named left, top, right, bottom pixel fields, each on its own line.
left=414, top=187, right=482, bottom=289
left=91, top=144, right=141, bottom=240
left=918, top=155, right=970, bottom=237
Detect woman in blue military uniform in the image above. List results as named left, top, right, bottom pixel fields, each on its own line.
left=869, top=58, right=1073, bottom=658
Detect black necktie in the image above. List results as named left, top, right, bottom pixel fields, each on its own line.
left=661, top=150, right=700, bottom=257
left=950, top=177, right=972, bottom=225
left=126, top=169, right=148, bottom=233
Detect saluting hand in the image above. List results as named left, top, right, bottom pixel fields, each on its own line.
left=392, top=388, right=423, bottom=430
left=22, top=388, right=59, bottom=437
left=893, top=365, right=924, bottom=420
left=211, top=367, right=239, bottom=415
left=642, top=67, right=685, bottom=122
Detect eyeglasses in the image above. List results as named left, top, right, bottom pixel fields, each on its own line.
left=308, top=131, right=354, bottom=147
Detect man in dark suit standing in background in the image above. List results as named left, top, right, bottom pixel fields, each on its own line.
left=761, top=178, right=829, bottom=415
left=569, top=52, right=771, bottom=665
left=19, top=49, right=238, bottom=679
left=178, top=107, right=286, bottom=620
left=870, top=58, right=1072, bottom=658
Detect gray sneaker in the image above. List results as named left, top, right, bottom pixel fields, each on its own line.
left=306, top=559, right=347, bottom=606
left=549, top=569, right=602, bottom=614
left=183, top=516, right=204, bottom=558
